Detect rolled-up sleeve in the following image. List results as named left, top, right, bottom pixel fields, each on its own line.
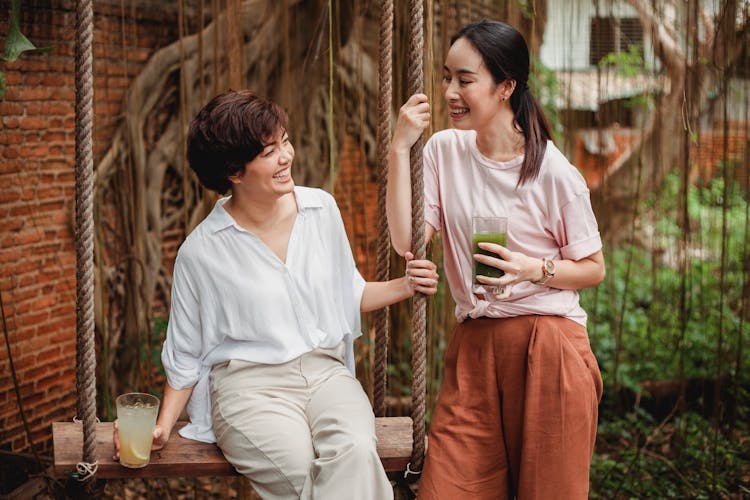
left=161, top=254, right=203, bottom=390
left=555, top=191, right=602, bottom=261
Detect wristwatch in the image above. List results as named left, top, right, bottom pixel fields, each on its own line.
left=533, top=257, right=555, bottom=285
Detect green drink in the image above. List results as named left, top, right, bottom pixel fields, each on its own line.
left=472, top=232, right=507, bottom=283
left=471, top=216, right=508, bottom=295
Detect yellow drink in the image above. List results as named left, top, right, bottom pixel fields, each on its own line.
left=472, top=232, right=507, bottom=283
left=116, top=393, right=159, bottom=468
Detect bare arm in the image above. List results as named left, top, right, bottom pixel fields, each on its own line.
left=474, top=245, right=606, bottom=290
left=386, top=93, right=433, bottom=255
left=360, top=252, right=439, bottom=312
left=151, top=383, right=194, bottom=449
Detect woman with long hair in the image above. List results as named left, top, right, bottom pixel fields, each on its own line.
left=388, top=20, right=605, bottom=499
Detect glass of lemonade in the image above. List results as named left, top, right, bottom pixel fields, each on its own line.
left=116, top=392, right=160, bottom=468
left=472, top=216, right=508, bottom=295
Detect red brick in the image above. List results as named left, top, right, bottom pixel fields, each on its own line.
left=8, top=87, right=52, bottom=101
left=0, top=101, right=23, bottom=115
left=19, top=117, right=50, bottom=130
left=2, top=66, right=22, bottom=83
left=19, top=145, right=49, bottom=158
left=12, top=230, right=44, bottom=245
left=0, top=248, right=23, bottom=264
left=49, top=87, right=75, bottom=101
left=41, top=131, right=68, bottom=143
left=0, top=134, right=24, bottom=146
left=3, top=146, right=21, bottom=159
left=2, top=116, right=21, bottom=129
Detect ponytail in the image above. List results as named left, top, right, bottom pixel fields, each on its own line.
left=512, top=85, right=553, bottom=187
left=450, top=20, right=553, bottom=187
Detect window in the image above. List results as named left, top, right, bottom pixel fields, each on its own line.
left=590, top=17, right=644, bottom=66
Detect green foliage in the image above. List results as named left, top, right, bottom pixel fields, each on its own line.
left=1, top=0, right=53, bottom=99
left=597, top=43, right=654, bottom=110
left=529, top=55, right=563, bottom=140
left=582, top=171, right=750, bottom=388
left=597, top=43, right=645, bottom=78
left=591, top=411, right=750, bottom=498
left=583, top=168, right=750, bottom=498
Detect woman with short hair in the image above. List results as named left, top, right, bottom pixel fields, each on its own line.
left=116, top=89, right=439, bottom=500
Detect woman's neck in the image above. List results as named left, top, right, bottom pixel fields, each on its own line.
left=225, top=190, right=296, bottom=232
left=475, top=113, right=525, bottom=163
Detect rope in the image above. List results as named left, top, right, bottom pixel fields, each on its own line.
left=75, top=0, right=98, bottom=475
left=373, top=0, right=394, bottom=419
left=407, top=0, right=426, bottom=474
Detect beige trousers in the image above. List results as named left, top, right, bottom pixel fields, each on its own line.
left=210, top=344, right=393, bottom=500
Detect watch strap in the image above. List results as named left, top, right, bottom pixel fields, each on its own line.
left=532, top=257, right=554, bottom=285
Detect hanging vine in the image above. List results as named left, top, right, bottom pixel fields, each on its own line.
left=94, top=0, right=380, bottom=399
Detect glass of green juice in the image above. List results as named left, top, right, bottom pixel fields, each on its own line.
left=472, top=216, right=508, bottom=295
left=116, top=392, right=160, bottom=468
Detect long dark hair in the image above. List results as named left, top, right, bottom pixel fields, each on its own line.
left=451, top=20, right=552, bottom=186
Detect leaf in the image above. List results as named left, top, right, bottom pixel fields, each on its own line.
left=1, top=0, right=53, bottom=62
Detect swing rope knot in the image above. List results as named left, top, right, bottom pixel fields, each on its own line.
left=74, top=460, right=99, bottom=482
left=404, top=461, right=422, bottom=479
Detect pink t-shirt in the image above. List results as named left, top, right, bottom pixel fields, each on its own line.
left=423, top=129, right=602, bottom=325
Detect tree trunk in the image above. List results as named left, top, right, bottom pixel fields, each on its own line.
left=592, top=0, right=748, bottom=241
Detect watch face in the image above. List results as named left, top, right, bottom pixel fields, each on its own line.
left=544, top=259, right=555, bottom=275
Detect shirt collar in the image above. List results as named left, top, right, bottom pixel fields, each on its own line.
left=203, top=186, right=324, bottom=234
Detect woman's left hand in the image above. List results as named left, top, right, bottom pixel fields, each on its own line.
left=404, top=251, right=439, bottom=296
left=473, top=242, right=541, bottom=295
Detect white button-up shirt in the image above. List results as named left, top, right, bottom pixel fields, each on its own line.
left=161, top=186, right=366, bottom=442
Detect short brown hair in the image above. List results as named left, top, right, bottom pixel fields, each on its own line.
left=187, top=90, right=289, bottom=194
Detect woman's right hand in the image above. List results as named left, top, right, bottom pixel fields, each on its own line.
left=392, top=93, right=430, bottom=153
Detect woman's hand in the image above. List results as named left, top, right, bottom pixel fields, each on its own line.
left=473, top=242, right=542, bottom=298
left=113, top=420, right=169, bottom=461
left=392, top=94, right=430, bottom=153
left=404, top=251, right=439, bottom=296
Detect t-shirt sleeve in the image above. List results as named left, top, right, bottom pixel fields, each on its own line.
left=423, top=138, right=442, bottom=232
left=554, top=191, right=602, bottom=261
left=161, top=253, right=203, bottom=390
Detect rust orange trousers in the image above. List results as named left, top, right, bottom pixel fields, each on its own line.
left=418, top=315, right=603, bottom=500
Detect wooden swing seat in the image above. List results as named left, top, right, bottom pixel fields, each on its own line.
left=52, top=416, right=413, bottom=478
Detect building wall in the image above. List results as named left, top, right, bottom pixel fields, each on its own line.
left=540, top=0, right=654, bottom=71
left=0, top=0, right=180, bottom=455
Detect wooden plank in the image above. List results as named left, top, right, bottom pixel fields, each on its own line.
left=53, top=417, right=413, bottom=478
left=375, top=416, right=413, bottom=472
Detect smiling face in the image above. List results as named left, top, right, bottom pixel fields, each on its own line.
left=230, top=128, right=295, bottom=200
left=442, top=37, right=507, bottom=132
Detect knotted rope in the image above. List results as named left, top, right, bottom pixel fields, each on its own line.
left=75, top=0, right=98, bottom=479
left=373, top=0, right=394, bottom=419
left=407, top=0, right=427, bottom=474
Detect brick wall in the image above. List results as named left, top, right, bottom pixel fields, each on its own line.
left=572, top=126, right=747, bottom=189
left=689, top=124, right=748, bottom=187
left=0, top=0, right=180, bottom=455
left=334, top=134, right=380, bottom=281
